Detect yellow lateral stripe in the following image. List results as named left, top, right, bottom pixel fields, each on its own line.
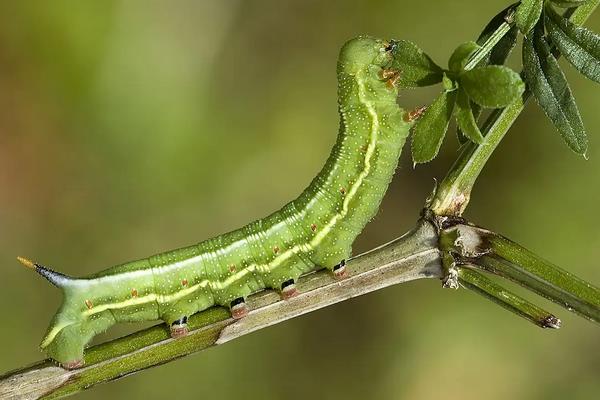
left=81, top=280, right=212, bottom=317
left=309, top=71, right=377, bottom=247
left=40, top=322, right=71, bottom=348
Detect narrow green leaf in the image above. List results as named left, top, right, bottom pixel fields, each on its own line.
left=411, top=90, right=457, bottom=164
left=489, top=25, right=519, bottom=65
left=550, top=0, right=589, bottom=8
left=477, top=3, right=520, bottom=66
left=516, top=0, right=544, bottom=34
left=458, top=7, right=519, bottom=143
left=459, top=23, right=518, bottom=141
left=545, top=6, right=600, bottom=83
left=457, top=23, right=517, bottom=138
left=455, top=88, right=485, bottom=144
left=460, top=66, right=525, bottom=108
left=389, top=40, right=444, bottom=88
left=449, top=41, right=480, bottom=73
left=523, top=26, right=588, bottom=154
left=477, top=3, right=518, bottom=44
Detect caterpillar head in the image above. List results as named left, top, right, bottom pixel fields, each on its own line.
left=338, top=36, right=393, bottom=75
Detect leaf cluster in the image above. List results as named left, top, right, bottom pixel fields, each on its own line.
left=391, top=0, right=600, bottom=163
left=391, top=6, right=524, bottom=164
left=522, top=1, right=600, bottom=154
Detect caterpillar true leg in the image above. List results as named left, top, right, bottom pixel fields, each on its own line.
left=280, top=279, right=298, bottom=300
left=170, top=316, right=189, bottom=338
left=230, top=297, right=249, bottom=319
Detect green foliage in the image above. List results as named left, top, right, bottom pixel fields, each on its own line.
left=455, top=88, right=485, bottom=144
left=517, top=2, right=600, bottom=154
left=408, top=29, right=525, bottom=162
left=477, top=3, right=520, bottom=65
left=448, top=41, right=480, bottom=73
left=411, top=89, right=457, bottom=163
left=460, top=65, right=525, bottom=108
left=388, top=39, right=443, bottom=88
left=523, top=24, right=588, bottom=154
left=516, top=0, right=544, bottom=34
left=413, top=0, right=600, bottom=160
left=457, top=3, right=520, bottom=144
left=489, top=25, right=520, bottom=65
left=546, top=5, right=600, bottom=83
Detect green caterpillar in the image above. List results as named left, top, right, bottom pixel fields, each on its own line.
left=20, top=36, right=417, bottom=369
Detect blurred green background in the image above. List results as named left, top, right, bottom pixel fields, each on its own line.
left=1, top=1, right=599, bottom=399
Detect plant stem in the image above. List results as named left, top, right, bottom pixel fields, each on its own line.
left=476, top=255, right=600, bottom=323
left=430, top=0, right=600, bottom=216
left=457, top=267, right=561, bottom=329
left=0, top=221, right=441, bottom=400
left=483, top=231, right=600, bottom=323
left=430, top=101, right=525, bottom=216
left=441, top=223, right=600, bottom=324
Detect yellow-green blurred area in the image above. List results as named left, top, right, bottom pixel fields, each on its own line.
left=1, top=1, right=599, bottom=399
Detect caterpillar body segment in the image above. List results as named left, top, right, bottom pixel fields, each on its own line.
left=21, top=36, right=414, bottom=368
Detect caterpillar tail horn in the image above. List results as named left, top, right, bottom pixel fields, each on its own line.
left=17, top=256, right=72, bottom=287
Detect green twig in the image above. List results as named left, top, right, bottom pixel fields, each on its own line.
left=482, top=230, right=600, bottom=323
left=457, top=267, right=561, bottom=329
left=475, top=255, right=600, bottom=323
left=441, top=223, right=600, bottom=325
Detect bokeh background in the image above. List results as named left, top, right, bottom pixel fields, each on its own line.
left=1, top=1, right=599, bottom=399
